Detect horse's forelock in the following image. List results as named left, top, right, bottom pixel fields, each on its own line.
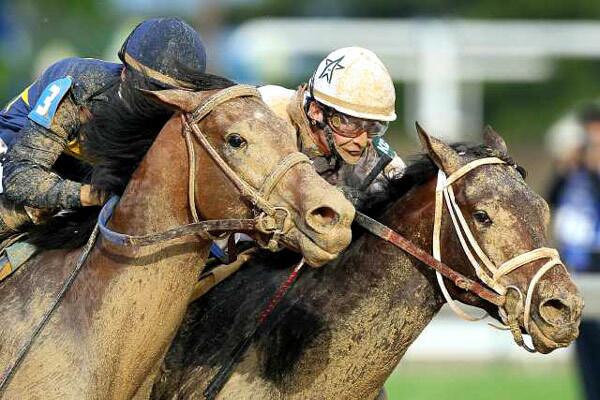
left=388, top=143, right=526, bottom=202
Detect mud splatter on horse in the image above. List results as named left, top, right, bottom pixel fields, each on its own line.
left=153, top=126, right=583, bottom=400
left=0, top=83, right=354, bottom=399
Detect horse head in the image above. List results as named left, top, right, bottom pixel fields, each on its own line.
left=145, top=86, right=354, bottom=267
left=416, top=123, right=583, bottom=354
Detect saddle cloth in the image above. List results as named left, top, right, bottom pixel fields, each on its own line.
left=0, top=235, right=38, bottom=282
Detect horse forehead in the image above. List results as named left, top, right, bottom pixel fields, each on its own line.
left=212, top=98, right=286, bottom=131
left=464, top=167, right=549, bottom=253
left=465, top=166, right=546, bottom=216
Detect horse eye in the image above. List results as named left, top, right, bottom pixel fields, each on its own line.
left=226, top=133, right=246, bottom=149
left=473, top=210, right=492, bottom=226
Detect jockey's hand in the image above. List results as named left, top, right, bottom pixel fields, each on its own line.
left=80, top=184, right=109, bottom=207
left=339, top=185, right=367, bottom=209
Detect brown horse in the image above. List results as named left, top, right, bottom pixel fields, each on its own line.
left=0, top=84, right=355, bottom=399
left=152, top=127, right=583, bottom=400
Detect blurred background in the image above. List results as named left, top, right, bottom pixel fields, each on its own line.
left=4, top=0, right=600, bottom=399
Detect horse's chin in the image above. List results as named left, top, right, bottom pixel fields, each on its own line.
left=296, top=234, right=340, bottom=267
left=278, top=229, right=340, bottom=267
left=527, top=318, right=574, bottom=354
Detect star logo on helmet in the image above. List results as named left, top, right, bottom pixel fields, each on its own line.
left=318, top=56, right=345, bottom=84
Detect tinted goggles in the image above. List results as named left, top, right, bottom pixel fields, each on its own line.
left=325, top=108, right=389, bottom=138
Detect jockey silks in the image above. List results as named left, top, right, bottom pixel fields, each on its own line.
left=0, top=57, right=122, bottom=150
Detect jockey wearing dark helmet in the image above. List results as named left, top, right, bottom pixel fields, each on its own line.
left=0, top=17, right=207, bottom=239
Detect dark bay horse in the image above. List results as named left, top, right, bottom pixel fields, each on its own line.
left=152, top=126, right=583, bottom=400
left=0, top=84, right=355, bottom=399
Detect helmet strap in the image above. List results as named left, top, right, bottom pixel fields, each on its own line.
left=305, top=96, right=360, bottom=166
left=323, top=126, right=342, bottom=166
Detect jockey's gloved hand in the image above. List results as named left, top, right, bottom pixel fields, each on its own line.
left=339, top=185, right=367, bottom=209
left=80, top=185, right=110, bottom=207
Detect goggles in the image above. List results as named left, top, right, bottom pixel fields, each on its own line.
left=324, top=106, right=389, bottom=138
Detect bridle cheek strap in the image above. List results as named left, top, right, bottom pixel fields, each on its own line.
left=181, top=85, right=312, bottom=247
left=258, top=152, right=311, bottom=200
left=433, top=157, right=568, bottom=350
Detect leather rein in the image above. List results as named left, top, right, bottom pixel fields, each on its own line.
left=355, top=157, right=567, bottom=353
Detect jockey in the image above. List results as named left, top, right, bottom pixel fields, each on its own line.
left=0, top=17, right=207, bottom=238
left=259, top=47, right=405, bottom=210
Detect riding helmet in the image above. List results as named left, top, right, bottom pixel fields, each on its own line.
left=118, top=17, right=207, bottom=89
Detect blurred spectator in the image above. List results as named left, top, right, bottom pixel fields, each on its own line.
left=548, top=103, right=600, bottom=400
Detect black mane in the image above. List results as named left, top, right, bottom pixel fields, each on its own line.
left=27, top=68, right=235, bottom=250
left=387, top=142, right=526, bottom=202
left=84, top=67, right=235, bottom=196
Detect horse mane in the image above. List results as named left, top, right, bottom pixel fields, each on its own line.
left=386, top=142, right=526, bottom=202
left=27, top=68, right=236, bottom=250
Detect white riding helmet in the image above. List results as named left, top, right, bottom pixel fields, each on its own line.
left=309, top=47, right=396, bottom=122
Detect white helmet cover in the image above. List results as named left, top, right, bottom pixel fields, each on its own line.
left=309, top=47, right=396, bottom=122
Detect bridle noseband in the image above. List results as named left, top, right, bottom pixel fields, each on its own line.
left=181, top=84, right=312, bottom=250
left=433, top=157, right=567, bottom=352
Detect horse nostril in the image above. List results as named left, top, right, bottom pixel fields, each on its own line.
left=307, top=206, right=340, bottom=230
left=539, top=298, right=572, bottom=326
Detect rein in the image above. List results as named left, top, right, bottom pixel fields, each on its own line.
left=97, top=196, right=258, bottom=246
left=0, top=227, right=100, bottom=393
left=203, top=257, right=305, bottom=400
left=355, top=212, right=505, bottom=306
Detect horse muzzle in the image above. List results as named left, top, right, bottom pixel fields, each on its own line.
left=527, top=280, right=584, bottom=353
left=503, top=277, right=584, bottom=354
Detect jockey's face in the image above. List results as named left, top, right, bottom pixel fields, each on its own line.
left=332, top=129, right=368, bottom=157
left=307, top=101, right=374, bottom=164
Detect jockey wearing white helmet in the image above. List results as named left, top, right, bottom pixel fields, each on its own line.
left=259, top=47, right=405, bottom=210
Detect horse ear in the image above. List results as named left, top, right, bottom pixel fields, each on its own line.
left=483, top=125, right=508, bottom=154
left=140, top=89, right=203, bottom=113
left=415, top=122, right=461, bottom=174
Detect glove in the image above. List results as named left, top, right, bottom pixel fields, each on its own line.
left=339, top=185, right=367, bottom=209
left=80, top=184, right=110, bottom=207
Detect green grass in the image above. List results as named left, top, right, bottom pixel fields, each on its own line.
left=384, top=362, right=582, bottom=400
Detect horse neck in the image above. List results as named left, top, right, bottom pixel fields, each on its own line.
left=79, top=116, right=211, bottom=397
left=109, top=117, right=192, bottom=235
left=234, top=178, right=448, bottom=399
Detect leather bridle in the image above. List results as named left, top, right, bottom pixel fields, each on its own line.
left=0, top=85, right=313, bottom=394
left=432, top=157, right=567, bottom=352
left=99, top=84, right=312, bottom=250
